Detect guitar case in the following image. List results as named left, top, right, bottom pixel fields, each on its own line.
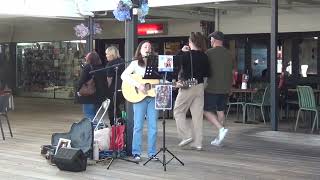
left=51, top=118, right=93, bottom=157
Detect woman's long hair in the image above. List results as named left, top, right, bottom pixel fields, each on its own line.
left=86, top=51, right=102, bottom=65
left=134, top=40, right=152, bottom=66
left=189, top=32, right=207, bottom=52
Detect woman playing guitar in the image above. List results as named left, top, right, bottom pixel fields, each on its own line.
left=121, top=40, right=159, bottom=162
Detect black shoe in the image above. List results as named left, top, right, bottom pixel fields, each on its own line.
left=149, top=155, right=160, bottom=161
left=133, top=154, right=141, bottom=162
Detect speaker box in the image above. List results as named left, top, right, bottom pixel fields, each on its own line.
left=54, top=147, right=87, bottom=172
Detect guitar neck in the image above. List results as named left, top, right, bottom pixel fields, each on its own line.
left=150, top=82, right=174, bottom=88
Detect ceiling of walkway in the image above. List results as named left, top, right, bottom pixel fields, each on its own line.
left=145, top=0, right=320, bottom=21
left=1, top=0, right=320, bottom=24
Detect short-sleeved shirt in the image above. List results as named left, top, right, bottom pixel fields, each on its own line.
left=205, top=46, right=233, bottom=94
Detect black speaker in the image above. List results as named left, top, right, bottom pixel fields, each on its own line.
left=54, top=147, right=87, bottom=172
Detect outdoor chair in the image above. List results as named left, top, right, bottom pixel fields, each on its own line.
left=226, top=96, right=245, bottom=122
left=0, top=95, right=13, bottom=140
left=244, top=86, right=270, bottom=124
left=295, top=86, right=319, bottom=133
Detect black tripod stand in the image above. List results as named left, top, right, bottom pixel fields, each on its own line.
left=143, top=73, right=184, bottom=171
left=106, top=66, right=138, bottom=169
left=91, top=65, right=137, bottom=169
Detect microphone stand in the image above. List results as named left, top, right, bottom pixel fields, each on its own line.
left=143, top=72, right=184, bottom=171
left=91, top=63, right=138, bottom=169
left=106, top=66, right=138, bottom=169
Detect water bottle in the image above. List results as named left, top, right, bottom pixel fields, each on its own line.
left=93, top=140, right=99, bottom=160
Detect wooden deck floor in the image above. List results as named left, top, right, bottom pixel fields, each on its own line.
left=0, top=97, right=320, bottom=180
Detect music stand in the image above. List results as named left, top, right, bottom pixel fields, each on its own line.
left=143, top=55, right=184, bottom=171
left=90, top=63, right=138, bottom=169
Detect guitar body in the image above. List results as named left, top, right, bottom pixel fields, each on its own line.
left=122, top=74, right=160, bottom=103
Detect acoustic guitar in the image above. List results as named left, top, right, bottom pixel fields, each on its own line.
left=121, top=74, right=197, bottom=103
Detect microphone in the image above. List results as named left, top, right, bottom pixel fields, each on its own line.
left=89, top=58, right=137, bottom=74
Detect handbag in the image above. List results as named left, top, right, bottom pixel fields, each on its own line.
left=79, top=66, right=96, bottom=96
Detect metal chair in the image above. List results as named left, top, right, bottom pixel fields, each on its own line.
left=244, top=86, right=270, bottom=124
left=295, top=86, right=319, bottom=133
left=0, top=95, right=13, bottom=140
left=226, top=98, right=245, bottom=121
left=92, top=98, right=110, bottom=131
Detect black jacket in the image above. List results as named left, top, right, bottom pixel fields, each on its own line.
left=76, top=64, right=109, bottom=105
left=174, top=50, right=211, bottom=83
left=106, top=58, right=125, bottom=93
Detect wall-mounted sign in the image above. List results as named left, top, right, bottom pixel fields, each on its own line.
left=137, top=23, right=165, bottom=35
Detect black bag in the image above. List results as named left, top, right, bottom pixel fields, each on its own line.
left=51, top=118, right=93, bottom=156
left=54, top=147, right=87, bottom=172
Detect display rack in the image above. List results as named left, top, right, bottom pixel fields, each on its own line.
left=16, top=41, right=85, bottom=99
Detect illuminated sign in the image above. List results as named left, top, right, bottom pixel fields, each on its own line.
left=137, top=23, right=165, bottom=35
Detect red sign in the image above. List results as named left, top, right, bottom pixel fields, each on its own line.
left=137, top=23, right=164, bottom=35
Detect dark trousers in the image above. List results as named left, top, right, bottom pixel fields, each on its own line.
left=108, top=92, right=125, bottom=126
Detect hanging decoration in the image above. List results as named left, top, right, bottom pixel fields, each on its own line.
left=113, top=0, right=132, bottom=21
left=94, top=23, right=103, bottom=35
left=113, top=0, right=149, bottom=23
left=74, top=23, right=90, bottom=39
left=73, top=23, right=103, bottom=39
left=137, top=0, right=149, bottom=23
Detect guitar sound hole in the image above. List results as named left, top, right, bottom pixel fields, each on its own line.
left=145, top=83, right=151, bottom=90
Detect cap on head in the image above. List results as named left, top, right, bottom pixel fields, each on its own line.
left=208, top=31, right=224, bottom=41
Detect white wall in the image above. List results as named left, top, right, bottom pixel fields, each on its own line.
left=220, top=7, right=320, bottom=34
left=0, top=19, right=201, bottom=43
left=12, top=21, right=80, bottom=42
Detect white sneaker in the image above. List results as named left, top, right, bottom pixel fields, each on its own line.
left=211, top=128, right=229, bottom=146
left=178, top=137, right=193, bottom=147
left=210, top=138, right=220, bottom=146
left=218, top=128, right=228, bottom=143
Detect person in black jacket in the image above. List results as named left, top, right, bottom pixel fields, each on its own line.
left=76, top=51, right=109, bottom=120
left=105, top=46, right=125, bottom=125
left=173, top=32, right=211, bottom=151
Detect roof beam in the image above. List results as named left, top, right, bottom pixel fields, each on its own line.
left=149, top=7, right=215, bottom=21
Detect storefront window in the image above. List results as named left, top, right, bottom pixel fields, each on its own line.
left=235, top=40, right=245, bottom=73
left=251, top=42, right=268, bottom=79
left=0, top=44, right=11, bottom=87
left=16, top=40, right=86, bottom=99
left=298, top=38, right=318, bottom=76
left=283, top=39, right=292, bottom=75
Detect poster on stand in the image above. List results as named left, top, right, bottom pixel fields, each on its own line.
left=155, top=85, right=172, bottom=110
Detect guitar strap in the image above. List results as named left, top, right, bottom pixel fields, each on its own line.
left=189, top=51, right=194, bottom=79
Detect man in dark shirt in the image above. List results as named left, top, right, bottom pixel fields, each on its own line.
left=204, top=31, right=233, bottom=146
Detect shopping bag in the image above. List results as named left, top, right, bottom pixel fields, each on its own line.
left=109, top=125, right=126, bottom=151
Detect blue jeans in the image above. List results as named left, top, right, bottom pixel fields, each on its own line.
left=132, top=97, right=159, bottom=157
left=83, top=104, right=96, bottom=120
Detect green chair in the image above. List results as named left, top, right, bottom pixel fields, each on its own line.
left=244, top=86, right=270, bottom=124
left=295, top=86, right=319, bottom=133
left=226, top=97, right=245, bottom=121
